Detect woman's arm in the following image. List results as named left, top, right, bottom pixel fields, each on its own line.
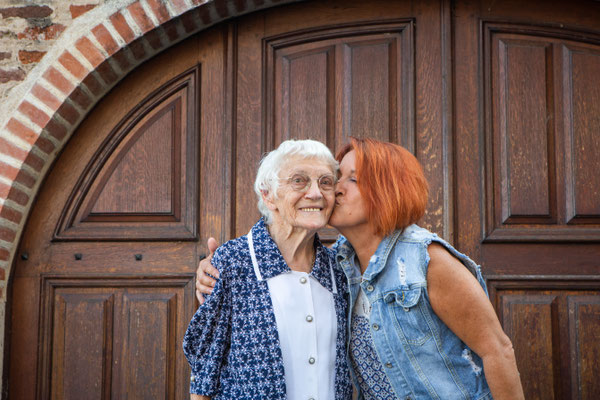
left=183, top=248, right=231, bottom=399
left=426, top=243, right=525, bottom=400
left=191, top=395, right=210, bottom=400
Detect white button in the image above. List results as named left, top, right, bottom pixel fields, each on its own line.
left=385, top=362, right=393, bottom=368
left=366, top=284, right=374, bottom=292
left=306, top=315, right=313, bottom=322
left=299, top=277, right=307, bottom=284
left=190, top=375, right=195, bottom=382
left=372, top=323, right=379, bottom=330
left=308, top=357, right=316, bottom=364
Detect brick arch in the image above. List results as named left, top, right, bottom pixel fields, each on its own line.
left=0, top=0, right=301, bottom=296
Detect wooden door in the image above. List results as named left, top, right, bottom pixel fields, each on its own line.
left=454, top=1, right=600, bottom=399
left=8, top=25, right=230, bottom=399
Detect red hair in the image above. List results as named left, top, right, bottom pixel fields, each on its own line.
left=336, top=137, right=429, bottom=236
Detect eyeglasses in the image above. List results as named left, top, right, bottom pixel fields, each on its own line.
left=279, top=173, right=337, bottom=192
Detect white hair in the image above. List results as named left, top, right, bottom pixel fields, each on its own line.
left=254, top=139, right=338, bottom=224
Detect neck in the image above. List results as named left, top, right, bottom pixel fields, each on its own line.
left=268, top=221, right=317, bottom=273
left=338, top=225, right=384, bottom=274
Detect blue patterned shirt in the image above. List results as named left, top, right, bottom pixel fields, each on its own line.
left=183, top=219, right=352, bottom=399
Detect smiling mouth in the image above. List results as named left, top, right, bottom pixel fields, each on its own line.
left=300, top=207, right=322, bottom=212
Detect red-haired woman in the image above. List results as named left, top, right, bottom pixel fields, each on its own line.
left=328, top=138, right=524, bottom=399
left=196, top=138, right=524, bottom=399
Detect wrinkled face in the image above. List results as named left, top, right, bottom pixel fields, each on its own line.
left=265, top=157, right=336, bottom=232
left=329, top=150, right=369, bottom=234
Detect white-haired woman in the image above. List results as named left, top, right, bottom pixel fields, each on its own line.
left=183, top=140, right=352, bottom=400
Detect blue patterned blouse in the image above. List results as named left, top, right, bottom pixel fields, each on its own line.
left=183, top=219, right=352, bottom=399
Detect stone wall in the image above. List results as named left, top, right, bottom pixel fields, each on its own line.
left=1, top=0, right=106, bottom=101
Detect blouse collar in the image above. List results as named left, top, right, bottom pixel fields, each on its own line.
left=249, top=219, right=336, bottom=293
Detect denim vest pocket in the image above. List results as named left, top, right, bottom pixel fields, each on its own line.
left=384, top=287, right=432, bottom=346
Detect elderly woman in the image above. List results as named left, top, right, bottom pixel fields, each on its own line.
left=197, top=138, right=524, bottom=399
left=183, top=139, right=352, bottom=400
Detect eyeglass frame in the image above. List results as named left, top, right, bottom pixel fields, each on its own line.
left=276, top=173, right=337, bottom=192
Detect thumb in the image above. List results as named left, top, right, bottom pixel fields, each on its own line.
left=207, top=237, right=218, bottom=256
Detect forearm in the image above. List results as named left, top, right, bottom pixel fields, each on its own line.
left=191, top=394, right=210, bottom=400
left=481, top=342, right=524, bottom=400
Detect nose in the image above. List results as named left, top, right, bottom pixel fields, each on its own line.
left=335, top=180, right=345, bottom=197
left=304, top=179, right=323, bottom=199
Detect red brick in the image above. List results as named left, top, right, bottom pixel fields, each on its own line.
left=0, top=182, right=9, bottom=199
left=18, top=101, right=51, bottom=128
left=0, top=138, right=28, bottom=164
left=31, top=84, right=61, bottom=112
left=68, top=86, right=92, bottom=110
left=180, top=11, right=198, bottom=33
left=0, top=161, right=36, bottom=189
left=146, top=0, right=171, bottom=24
left=45, top=119, right=68, bottom=141
left=214, top=0, right=230, bottom=18
left=0, top=68, right=25, bottom=84
left=0, top=5, right=52, bottom=19
left=92, top=24, right=120, bottom=56
left=0, top=51, right=11, bottom=61
left=43, top=66, right=75, bottom=95
left=75, top=36, right=105, bottom=69
left=96, top=61, right=119, bottom=85
left=144, top=29, right=163, bottom=50
left=0, top=204, right=22, bottom=224
left=56, top=102, right=80, bottom=125
left=70, top=4, right=96, bottom=19
left=58, top=51, right=88, bottom=80
left=197, top=6, right=212, bottom=25
left=34, top=135, right=55, bottom=155
left=233, top=0, right=249, bottom=13
left=110, top=49, right=132, bottom=72
left=81, top=73, right=103, bottom=96
left=109, top=12, right=135, bottom=43
left=170, top=0, right=189, bottom=14
left=15, top=167, right=37, bottom=188
left=128, top=2, right=154, bottom=34
left=0, top=267, right=5, bottom=281
left=0, top=161, right=20, bottom=182
left=0, top=226, right=16, bottom=243
left=18, top=50, right=45, bottom=64
left=0, top=247, right=9, bottom=262
left=23, top=152, right=45, bottom=172
left=7, top=185, right=30, bottom=206
left=6, top=118, right=39, bottom=145
left=128, top=39, right=147, bottom=60
left=18, top=24, right=65, bottom=41
left=161, top=19, right=181, bottom=42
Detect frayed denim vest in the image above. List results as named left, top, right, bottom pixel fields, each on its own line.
left=336, top=225, right=492, bottom=400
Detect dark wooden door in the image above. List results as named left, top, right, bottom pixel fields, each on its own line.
left=8, top=1, right=600, bottom=399
left=8, top=27, right=229, bottom=399
left=454, top=1, right=600, bottom=399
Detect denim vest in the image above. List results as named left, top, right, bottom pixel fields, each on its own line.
left=336, top=225, right=492, bottom=400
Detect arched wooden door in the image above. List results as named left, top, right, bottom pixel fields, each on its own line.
left=8, top=0, right=600, bottom=399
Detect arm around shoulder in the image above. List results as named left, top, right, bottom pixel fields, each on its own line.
left=426, top=243, right=525, bottom=400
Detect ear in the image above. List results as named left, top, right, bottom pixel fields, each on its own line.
left=262, top=190, right=278, bottom=211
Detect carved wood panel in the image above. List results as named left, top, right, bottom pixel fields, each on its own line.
left=488, top=278, right=600, bottom=400
left=483, top=23, right=600, bottom=242
left=265, top=20, right=414, bottom=156
left=38, top=276, right=191, bottom=400
left=54, top=69, right=199, bottom=241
